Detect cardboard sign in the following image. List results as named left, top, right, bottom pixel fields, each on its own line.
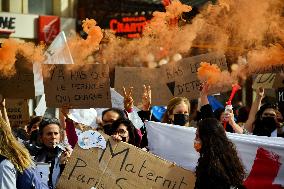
left=252, top=64, right=284, bottom=74
left=57, top=137, right=195, bottom=189
left=252, top=73, right=284, bottom=89
left=43, top=64, right=111, bottom=108
left=6, top=99, right=29, bottom=128
left=114, top=67, right=172, bottom=105
left=0, top=57, right=35, bottom=98
left=160, top=53, right=228, bottom=99
left=114, top=53, right=228, bottom=105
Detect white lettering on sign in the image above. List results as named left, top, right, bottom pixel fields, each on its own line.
left=279, top=91, right=284, bottom=103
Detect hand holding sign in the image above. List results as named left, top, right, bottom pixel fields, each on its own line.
left=142, top=85, right=151, bottom=111
left=199, top=81, right=210, bottom=96
left=59, top=146, right=72, bottom=165
left=199, top=82, right=210, bottom=106
left=61, top=104, right=71, bottom=118
left=123, top=86, right=134, bottom=112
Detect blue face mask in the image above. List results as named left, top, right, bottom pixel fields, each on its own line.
left=173, top=114, right=189, bottom=126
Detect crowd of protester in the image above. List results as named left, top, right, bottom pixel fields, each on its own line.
left=0, top=82, right=283, bottom=189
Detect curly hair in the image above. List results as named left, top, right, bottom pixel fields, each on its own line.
left=195, top=118, right=246, bottom=189
left=39, top=117, right=61, bottom=136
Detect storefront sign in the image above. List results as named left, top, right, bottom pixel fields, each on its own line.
left=38, top=15, right=60, bottom=44
left=0, top=12, right=38, bottom=38
left=110, top=16, right=149, bottom=38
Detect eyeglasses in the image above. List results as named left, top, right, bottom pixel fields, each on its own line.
left=114, top=129, right=127, bottom=136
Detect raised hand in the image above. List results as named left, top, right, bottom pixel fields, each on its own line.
left=61, top=104, right=71, bottom=118
left=0, top=94, right=5, bottom=108
left=199, top=81, right=210, bottom=96
left=142, top=85, right=151, bottom=111
left=123, top=86, right=134, bottom=112
left=256, top=87, right=264, bottom=98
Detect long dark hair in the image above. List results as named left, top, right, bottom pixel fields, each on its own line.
left=111, top=119, right=140, bottom=147
left=27, top=116, right=42, bottom=133
left=195, top=118, right=246, bottom=189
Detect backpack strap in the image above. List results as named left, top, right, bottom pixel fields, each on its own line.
left=0, top=154, right=6, bottom=164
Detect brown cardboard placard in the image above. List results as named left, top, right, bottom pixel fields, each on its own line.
left=6, top=99, right=30, bottom=128
left=114, top=53, right=228, bottom=106
left=0, top=57, right=35, bottom=99
left=252, top=73, right=284, bottom=89
left=43, top=64, right=111, bottom=108
left=114, top=67, right=172, bottom=105
left=161, top=52, right=228, bottom=99
left=57, top=137, right=195, bottom=189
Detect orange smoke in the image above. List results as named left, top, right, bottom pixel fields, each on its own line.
left=197, top=62, right=233, bottom=86
left=191, top=0, right=284, bottom=53
left=97, top=0, right=193, bottom=67
left=68, top=18, right=103, bottom=64
left=0, top=39, right=18, bottom=76
left=246, top=45, right=284, bottom=73
left=0, top=39, right=45, bottom=77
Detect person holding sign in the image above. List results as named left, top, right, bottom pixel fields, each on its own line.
left=194, top=118, right=246, bottom=189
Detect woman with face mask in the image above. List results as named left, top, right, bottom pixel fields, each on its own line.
left=194, top=118, right=246, bottom=189
left=252, top=103, right=281, bottom=137
left=161, top=97, right=191, bottom=126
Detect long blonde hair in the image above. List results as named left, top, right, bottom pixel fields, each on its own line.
left=0, top=117, right=32, bottom=172
left=162, top=97, right=190, bottom=123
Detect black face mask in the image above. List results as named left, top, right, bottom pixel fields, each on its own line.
left=254, top=117, right=278, bottom=137
left=121, top=136, right=127, bottom=142
left=173, top=114, right=189, bottom=126
left=103, top=124, right=113, bottom=136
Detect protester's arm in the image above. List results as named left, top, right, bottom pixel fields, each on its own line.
left=200, top=82, right=209, bottom=106
left=244, top=87, right=264, bottom=133
left=123, top=86, right=134, bottom=113
left=61, top=107, right=78, bottom=149
left=227, top=111, right=243, bottom=134
left=137, top=85, right=152, bottom=121
left=0, top=95, right=10, bottom=128
left=65, top=119, right=78, bottom=149
left=199, top=82, right=214, bottom=119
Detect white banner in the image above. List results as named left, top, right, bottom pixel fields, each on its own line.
left=146, top=121, right=284, bottom=188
